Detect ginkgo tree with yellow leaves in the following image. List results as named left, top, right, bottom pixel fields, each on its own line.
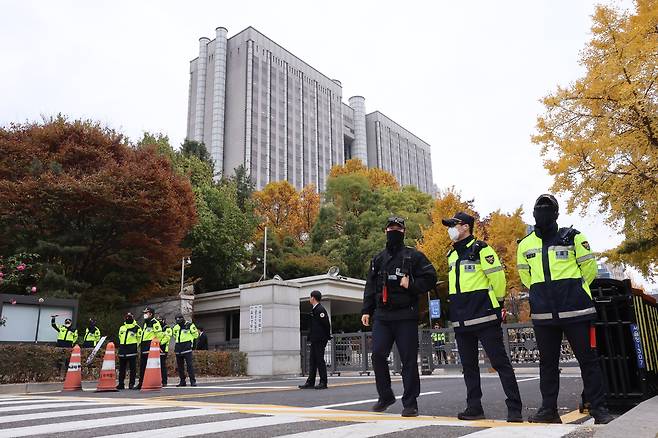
left=533, top=0, right=658, bottom=275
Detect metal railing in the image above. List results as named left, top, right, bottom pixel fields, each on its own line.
left=212, top=340, right=240, bottom=351
left=301, top=322, right=579, bottom=376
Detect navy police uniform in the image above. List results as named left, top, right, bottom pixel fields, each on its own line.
left=304, top=302, right=331, bottom=387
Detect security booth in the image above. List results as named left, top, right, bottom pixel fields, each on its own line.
left=590, top=278, right=658, bottom=410
left=0, top=294, right=78, bottom=344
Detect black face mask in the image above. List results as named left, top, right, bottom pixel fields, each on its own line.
left=533, top=207, right=558, bottom=230
left=386, top=230, right=405, bottom=250
left=125, top=317, right=134, bottom=324
left=176, top=319, right=184, bottom=326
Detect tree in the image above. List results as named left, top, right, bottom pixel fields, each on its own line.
left=533, top=0, right=658, bottom=275
left=417, top=188, right=478, bottom=280
left=329, top=158, right=400, bottom=191
left=299, top=184, right=320, bottom=239
left=252, top=181, right=303, bottom=242
left=181, top=139, right=213, bottom=166
left=0, top=117, right=197, bottom=304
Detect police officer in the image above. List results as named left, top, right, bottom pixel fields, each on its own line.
left=82, top=318, right=101, bottom=348
left=443, top=212, right=523, bottom=422
left=157, top=316, right=172, bottom=387
left=136, top=306, right=162, bottom=390
left=51, top=315, right=77, bottom=347
left=117, top=312, right=141, bottom=390
left=173, top=313, right=199, bottom=387
left=362, top=216, right=437, bottom=417
left=431, top=323, right=447, bottom=364
left=517, top=194, right=613, bottom=424
left=299, top=290, right=331, bottom=390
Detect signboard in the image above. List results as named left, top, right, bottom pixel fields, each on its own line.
left=249, top=305, right=263, bottom=334
left=630, top=323, right=645, bottom=369
left=85, top=336, right=108, bottom=365
left=429, top=300, right=441, bottom=319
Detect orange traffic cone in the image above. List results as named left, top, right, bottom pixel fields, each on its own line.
left=140, top=338, right=162, bottom=392
left=63, top=345, right=82, bottom=391
left=96, top=342, right=118, bottom=392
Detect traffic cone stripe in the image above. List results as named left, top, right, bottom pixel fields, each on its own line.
left=102, top=360, right=115, bottom=369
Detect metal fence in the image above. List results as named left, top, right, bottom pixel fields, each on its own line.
left=301, top=322, right=578, bottom=376
left=212, top=340, right=240, bottom=352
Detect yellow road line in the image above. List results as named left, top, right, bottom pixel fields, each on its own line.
left=560, top=409, right=589, bottom=424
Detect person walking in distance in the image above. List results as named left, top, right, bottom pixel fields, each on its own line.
left=361, top=216, right=437, bottom=417
left=299, top=290, right=332, bottom=390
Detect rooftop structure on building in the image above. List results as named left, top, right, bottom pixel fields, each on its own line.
left=186, top=26, right=434, bottom=193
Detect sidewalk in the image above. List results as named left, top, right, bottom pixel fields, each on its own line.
left=595, top=396, right=658, bottom=438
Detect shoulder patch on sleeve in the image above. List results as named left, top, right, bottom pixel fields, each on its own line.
left=581, top=241, right=590, bottom=251
left=485, top=255, right=495, bottom=265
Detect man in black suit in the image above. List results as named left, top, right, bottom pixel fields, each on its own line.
left=195, top=326, right=208, bottom=350
left=299, top=290, right=331, bottom=390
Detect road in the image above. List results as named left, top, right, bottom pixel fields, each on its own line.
left=0, top=373, right=606, bottom=437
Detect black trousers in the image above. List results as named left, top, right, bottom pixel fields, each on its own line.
left=306, top=340, right=328, bottom=385
left=160, top=353, right=168, bottom=385
left=176, top=352, right=196, bottom=384
left=534, top=322, right=605, bottom=410
left=455, top=324, right=522, bottom=412
left=138, top=352, right=150, bottom=385
left=371, top=319, right=420, bottom=408
left=118, top=356, right=137, bottom=388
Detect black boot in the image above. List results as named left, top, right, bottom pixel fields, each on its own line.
left=529, top=407, right=562, bottom=424
left=507, top=410, right=523, bottom=423
left=401, top=406, right=418, bottom=417
left=458, top=406, right=485, bottom=420
left=298, top=382, right=314, bottom=389
left=371, top=396, right=396, bottom=412
left=590, top=407, right=613, bottom=425
left=314, top=383, right=327, bottom=390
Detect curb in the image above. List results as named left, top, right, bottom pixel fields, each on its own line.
left=0, top=376, right=255, bottom=395
left=595, top=396, right=658, bottom=438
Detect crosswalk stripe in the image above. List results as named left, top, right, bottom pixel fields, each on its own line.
left=458, top=425, right=578, bottom=437
left=0, top=404, right=161, bottom=424
left=96, top=415, right=308, bottom=438
left=312, top=391, right=441, bottom=409
left=0, top=408, right=225, bottom=437
left=275, top=420, right=433, bottom=437
left=0, top=399, right=67, bottom=406
left=0, top=402, right=99, bottom=414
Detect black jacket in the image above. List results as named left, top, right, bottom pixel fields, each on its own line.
left=195, top=332, right=208, bottom=350
left=362, top=245, right=438, bottom=321
left=309, top=303, right=331, bottom=342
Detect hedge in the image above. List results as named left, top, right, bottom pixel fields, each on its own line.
left=0, top=344, right=247, bottom=384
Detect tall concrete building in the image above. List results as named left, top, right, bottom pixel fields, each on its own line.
left=187, top=26, right=434, bottom=193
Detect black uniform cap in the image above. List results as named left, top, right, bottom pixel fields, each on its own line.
left=534, top=194, right=559, bottom=211
left=385, top=216, right=405, bottom=229
left=143, top=306, right=155, bottom=314
left=441, top=212, right=475, bottom=227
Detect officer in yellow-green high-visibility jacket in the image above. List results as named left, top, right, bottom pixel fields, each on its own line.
left=517, top=194, right=612, bottom=425
left=444, top=212, right=522, bottom=423
left=173, top=314, right=199, bottom=387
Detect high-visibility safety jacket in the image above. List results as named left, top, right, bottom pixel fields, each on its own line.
left=173, top=321, right=199, bottom=355
left=82, top=327, right=101, bottom=348
left=118, top=322, right=142, bottom=357
left=52, top=321, right=78, bottom=348
left=448, top=237, right=506, bottom=331
left=516, top=228, right=597, bottom=325
left=431, top=332, right=446, bottom=343
left=160, top=325, right=172, bottom=354
left=139, top=318, right=162, bottom=353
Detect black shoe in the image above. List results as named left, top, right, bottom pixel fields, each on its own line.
left=529, top=407, right=562, bottom=424
left=176, top=382, right=187, bottom=387
left=133, top=385, right=141, bottom=390
left=401, top=406, right=418, bottom=417
left=507, top=410, right=523, bottom=423
left=458, top=406, right=485, bottom=420
left=190, top=382, right=197, bottom=387
left=314, top=383, right=327, bottom=390
left=116, top=385, right=125, bottom=390
left=128, top=384, right=135, bottom=390
left=372, top=396, right=396, bottom=412
left=590, top=407, right=613, bottom=425
left=162, top=383, right=167, bottom=387
left=298, top=383, right=315, bottom=389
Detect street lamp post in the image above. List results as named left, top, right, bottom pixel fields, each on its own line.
left=180, top=257, right=191, bottom=295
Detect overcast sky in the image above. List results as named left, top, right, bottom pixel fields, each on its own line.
left=2, top=0, right=652, bottom=285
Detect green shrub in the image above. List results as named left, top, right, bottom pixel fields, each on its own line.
left=0, top=344, right=247, bottom=384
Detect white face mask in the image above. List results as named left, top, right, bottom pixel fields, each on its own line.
left=447, top=226, right=461, bottom=242
left=143, top=313, right=149, bottom=319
